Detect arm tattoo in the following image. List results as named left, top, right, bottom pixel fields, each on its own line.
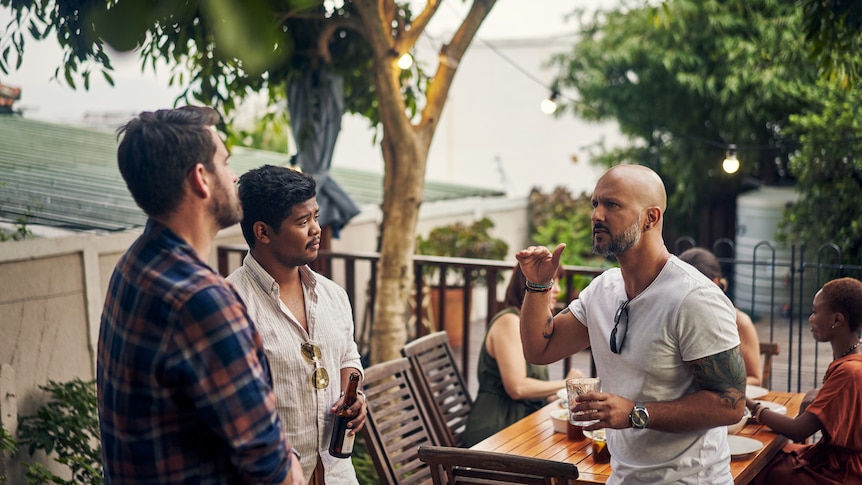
left=543, top=308, right=569, bottom=339
left=687, top=346, right=746, bottom=408
left=542, top=316, right=554, bottom=339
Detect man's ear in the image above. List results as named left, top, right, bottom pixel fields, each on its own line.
left=253, top=221, right=271, bottom=244
left=646, top=206, right=661, bottom=227
left=187, top=163, right=210, bottom=199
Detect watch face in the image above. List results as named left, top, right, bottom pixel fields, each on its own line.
left=631, top=406, right=648, bottom=428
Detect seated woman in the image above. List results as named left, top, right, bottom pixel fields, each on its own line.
left=747, top=277, right=862, bottom=484
left=462, top=265, right=584, bottom=447
left=679, top=247, right=763, bottom=386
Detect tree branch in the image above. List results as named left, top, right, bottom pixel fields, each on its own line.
left=316, top=18, right=363, bottom=63
left=396, top=0, right=442, bottom=53
left=420, top=0, right=497, bottom=132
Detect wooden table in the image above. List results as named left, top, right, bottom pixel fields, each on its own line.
left=471, top=391, right=803, bottom=484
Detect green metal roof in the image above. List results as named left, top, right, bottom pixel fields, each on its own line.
left=0, top=115, right=503, bottom=233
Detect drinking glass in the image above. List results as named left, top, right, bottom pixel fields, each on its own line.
left=566, top=377, right=601, bottom=427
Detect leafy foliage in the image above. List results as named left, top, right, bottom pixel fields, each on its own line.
left=528, top=187, right=594, bottom=264
left=416, top=218, right=509, bottom=286
left=16, top=379, right=102, bottom=485
left=232, top=110, right=292, bottom=154
left=527, top=186, right=612, bottom=293
left=800, top=0, right=862, bottom=87
left=1, top=1, right=387, bottom=128
left=549, top=0, right=814, bottom=237
left=779, top=78, right=862, bottom=257
left=350, top=436, right=379, bottom=484
left=0, top=425, right=16, bottom=484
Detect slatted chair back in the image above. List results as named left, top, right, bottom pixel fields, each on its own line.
left=401, top=331, right=473, bottom=447
left=417, top=445, right=580, bottom=485
left=760, top=342, right=780, bottom=387
left=361, top=357, right=438, bottom=485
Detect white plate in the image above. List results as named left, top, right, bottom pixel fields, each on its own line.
left=755, top=400, right=787, bottom=415
left=727, top=435, right=763, bottom=459
left=556, top=388, right=568, bottom=404
left=745, top=385, right=769, bottom=399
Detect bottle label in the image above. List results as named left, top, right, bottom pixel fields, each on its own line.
left=341, top=429, right=355, bottom=454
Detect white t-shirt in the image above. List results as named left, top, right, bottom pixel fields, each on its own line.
left=569, top=256, right=739, bottom=485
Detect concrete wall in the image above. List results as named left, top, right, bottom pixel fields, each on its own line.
left=0, top=195, right=526, bottom=480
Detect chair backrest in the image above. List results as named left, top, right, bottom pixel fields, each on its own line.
left=760, top=342, right=780, bottom=386
left=361, top=357, right=438, bottom=485
left=401, top=331, right=473, bottom=447
left=417, top=445, right=580, bottom=485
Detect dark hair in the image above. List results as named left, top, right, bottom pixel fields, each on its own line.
left=503, top=265, right=563, bottom=309
left=678, top=247, right=722, bottom=280
left=238, top=165, right=317, bottom=248
left=820, top=277, right=862, bottom=332
left=116, top=106, right=222, bottom=217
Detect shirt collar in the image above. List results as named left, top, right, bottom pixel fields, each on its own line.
left=242, top=252, right=318, bottom=298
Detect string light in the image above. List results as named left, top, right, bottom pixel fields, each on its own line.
left=397, top=52, right=414, bottom=70
left=722, top=144, right=740, bottom=174
left=540, top=90, right=559, bottom=114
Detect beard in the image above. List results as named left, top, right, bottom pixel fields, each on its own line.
left=210, top=175, right=243, bottom=229
left=592, top=215, right=642, bottom=258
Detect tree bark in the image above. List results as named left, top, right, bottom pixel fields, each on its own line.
left=353, top=0, right=497, bottom=364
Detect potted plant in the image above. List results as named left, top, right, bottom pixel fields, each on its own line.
left=416, top=217, right=509, bottom=347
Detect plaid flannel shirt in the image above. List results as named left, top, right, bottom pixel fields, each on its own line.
left=98, top=220, right=292, bottom=484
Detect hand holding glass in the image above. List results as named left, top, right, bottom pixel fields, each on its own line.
left=566, top=377, right=601, bottom=427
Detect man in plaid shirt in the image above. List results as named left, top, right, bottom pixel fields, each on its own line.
left=98, top=106, right=304, bottom=484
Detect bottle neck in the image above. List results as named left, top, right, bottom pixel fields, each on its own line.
left=340, top=372, right=361, bottom=413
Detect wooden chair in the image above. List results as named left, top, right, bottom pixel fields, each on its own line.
left=760, top=342, right=780, bottom=387
left=401, top=331, right=473, bottom=447
left=361, top=357, right=438, bottom=485
left=417, top=445, right=580, bottom=485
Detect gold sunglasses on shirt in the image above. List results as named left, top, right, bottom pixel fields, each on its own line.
left=301, top=341, right=330, bottom=389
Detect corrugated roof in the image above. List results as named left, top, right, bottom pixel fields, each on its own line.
left=0, top=115, right=503, bottom=233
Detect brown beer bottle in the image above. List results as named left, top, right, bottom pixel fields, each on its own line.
left=329, top=371, right=361, bottom=458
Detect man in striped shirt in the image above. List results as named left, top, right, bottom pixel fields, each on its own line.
left=98, top=107, right=304, bottom=484
left=227, top=165, right=366, bottom=485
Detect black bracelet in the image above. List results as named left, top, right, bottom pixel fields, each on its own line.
left=524, top=285, right=552, bottom=293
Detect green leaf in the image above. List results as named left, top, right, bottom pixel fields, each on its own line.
left=102, top=70, right=114, bottom=86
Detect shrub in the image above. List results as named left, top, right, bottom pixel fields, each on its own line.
left=16, top=379, right=102, bottom=485
left=416, top=217, right=509, bottom=286
left=528, top=186, right=613, bottom=294
left=1, top=425, right=17, bottom=484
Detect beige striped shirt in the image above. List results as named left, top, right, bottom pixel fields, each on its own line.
left=227, top=254, right=362, bottom=483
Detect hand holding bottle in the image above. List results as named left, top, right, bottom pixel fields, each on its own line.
left=328, top=371, right=366, bottom=458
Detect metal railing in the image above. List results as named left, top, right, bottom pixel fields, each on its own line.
left=219, top=241, right=862, bottom=393
left=217, top=244, right=603, bottom=387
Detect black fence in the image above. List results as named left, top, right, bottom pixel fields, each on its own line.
left=218, top=240, right=862, bottom=394
left=674, top=237, right=862, bottom=392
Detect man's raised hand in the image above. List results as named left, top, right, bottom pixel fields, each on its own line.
left=515, top=243, right=566, bottom=283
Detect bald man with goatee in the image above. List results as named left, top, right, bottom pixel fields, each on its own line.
left=517, top=164, right=746, bottom=484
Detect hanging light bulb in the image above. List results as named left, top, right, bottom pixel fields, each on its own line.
left=541, top=90, right=559, bottom=115
left=397, top=52, right=414, bottom=70
left=722, top=144, right=740, bottom=174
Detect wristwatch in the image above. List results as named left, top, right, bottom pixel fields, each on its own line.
left=629, top=402, right=649, bottom=429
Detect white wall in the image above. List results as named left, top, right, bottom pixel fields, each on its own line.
left=332, top=35, right=617, bottom=199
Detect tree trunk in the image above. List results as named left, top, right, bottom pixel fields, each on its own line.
left=371, top=131, right=428, bottom=363
left=352, top=0, right=498, bottom=365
